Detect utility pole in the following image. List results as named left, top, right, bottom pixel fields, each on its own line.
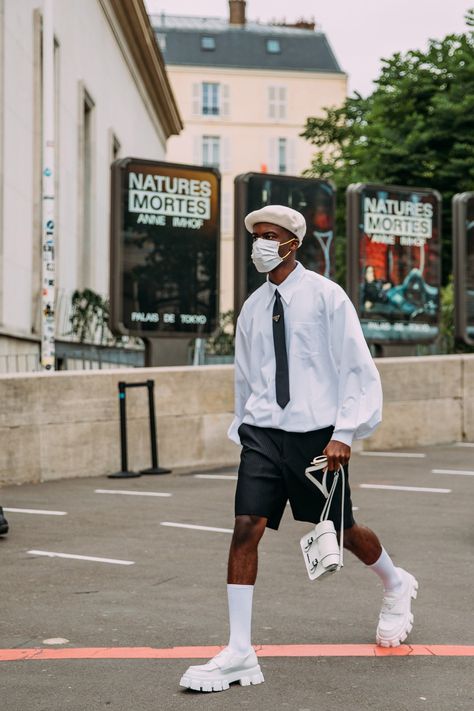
left=41, top=0, right=55, bottom=370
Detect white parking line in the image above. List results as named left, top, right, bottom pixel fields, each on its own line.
left=455, top=442, right=474, bottom=448
left=27, top=550, right=134, bottom=565
left=432, top=469, right=474, bottom=477
left=194, top=474, right=238, bottom=480
left=3, top=508, right=67, bottom=516
left=360, top=484, right=451, bottom=493
left=358, top=452, right=426, bottom=458
left=161, top=522, right=233, bottom=534
left=95, top=489, right=172, bottom=497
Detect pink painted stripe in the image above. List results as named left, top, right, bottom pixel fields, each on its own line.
left=1, top=644, right=474, bottom=661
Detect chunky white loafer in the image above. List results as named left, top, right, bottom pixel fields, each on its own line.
left=180, top=647, right=264, bottom=692
left=376, top=567, right=419, bottom=647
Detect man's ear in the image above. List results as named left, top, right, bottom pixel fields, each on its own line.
left=291, top=239, right=299, bottom=251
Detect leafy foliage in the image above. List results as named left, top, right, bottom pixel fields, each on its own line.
left=69, top=289, right=111, bottom=344
left=439, top=277, right=474, bottom=353
left=302, top=10, right=474, bottom=286
left=205, top=310, right=235, bottom=356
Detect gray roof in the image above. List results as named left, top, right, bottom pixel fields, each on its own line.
left=150, top=14, right=344, bottom=74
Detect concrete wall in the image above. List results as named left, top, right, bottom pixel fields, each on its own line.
left=0, top=354, right=473, bottom=487
left=370, top=355, right=471, bottom=449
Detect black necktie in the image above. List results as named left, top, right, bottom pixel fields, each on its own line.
left=272, top=290, right=290, bottom=408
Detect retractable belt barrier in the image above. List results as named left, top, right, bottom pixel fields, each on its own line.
left=108, top=380, right=171, bottom=479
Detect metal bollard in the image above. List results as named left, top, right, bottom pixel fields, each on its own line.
left=108, top=380, right=171, bottom=479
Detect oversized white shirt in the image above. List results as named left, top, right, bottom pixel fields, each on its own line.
left=228, top=262, right=383, bottom=447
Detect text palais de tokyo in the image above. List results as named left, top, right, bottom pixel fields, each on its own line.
left=128, top=172, right=212, bottom=230
left=363, top=197, right=433, bottom=246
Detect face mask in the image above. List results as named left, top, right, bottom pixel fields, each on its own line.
left=251, top=238, right=294, bottom=273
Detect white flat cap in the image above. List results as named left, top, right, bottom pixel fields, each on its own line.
left=244, top=205, right=306, bottom=244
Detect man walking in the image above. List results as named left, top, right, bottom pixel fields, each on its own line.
left=180, top=205, right=418, bottom=693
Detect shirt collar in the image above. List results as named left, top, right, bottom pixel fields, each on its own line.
left=264, top=262, right=305, bottom=308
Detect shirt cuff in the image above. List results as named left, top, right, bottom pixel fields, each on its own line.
left=331, top=429, right=355, bottom=447
left=227, top=417, right=242, bottom=445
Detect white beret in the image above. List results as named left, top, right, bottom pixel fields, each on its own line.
left=244, top=204, right=306, bottom=244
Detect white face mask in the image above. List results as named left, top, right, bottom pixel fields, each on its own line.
left=251, top=238, right=294, bottom=273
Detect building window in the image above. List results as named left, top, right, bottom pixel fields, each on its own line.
left=278, top=138, right=287, bottom=173
left=268, top=86, right=287, bottom=120
left=202, top=136, right=220, bottom=169
left=266, top=38, right=281, bottom=54
left=202, top=82, right=220, bottom=115
left=201, top=36, right=216, bottom=51
left=79, top=87, right=95, bottom=288
left=193, top=82, right=230, bottom=117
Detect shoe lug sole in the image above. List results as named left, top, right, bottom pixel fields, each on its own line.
left=180, top=667, right=264, bottom=693
left=376, top=577, right=418, bottom=647
left=240, top=672, right=264, bottom=687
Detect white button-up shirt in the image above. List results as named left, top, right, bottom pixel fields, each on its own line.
left=228, top=262, right=382, bottom=447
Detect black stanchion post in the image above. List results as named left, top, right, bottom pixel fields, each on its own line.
left=140, top=379, right=171, bottom=475
left=108, top=381, right=141, bottom=479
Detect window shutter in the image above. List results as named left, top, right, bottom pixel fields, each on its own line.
left=221, top=84, right=230, bottom=117
left=222, top=137, right=231, bottom=172
left=287, top=138, right=296, bottom=175
left=192, top=83, right=201, bottom=116
left=279, top=87, right=287, bottom=120
left=193, top=135, right=202, bottom=165
left=268, top=86, right=275, bottom=119
left=268, top=137, right=278, bottom=174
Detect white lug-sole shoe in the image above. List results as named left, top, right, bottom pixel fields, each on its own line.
left=376, top=567, right=419, bottom=648
left=180, top=647, right=264, bottom=692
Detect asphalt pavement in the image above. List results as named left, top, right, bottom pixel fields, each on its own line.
left=1, top=442, right=473, bottom=711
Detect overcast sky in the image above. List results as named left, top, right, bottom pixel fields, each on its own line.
left=145, top=0, right=473, bottom=96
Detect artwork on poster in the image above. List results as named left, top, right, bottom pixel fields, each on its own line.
left=110, top=159, right=220, bottom=338
left=347, top=184, right=441, bottom=344
left=234, top=173, right=336, bottom=312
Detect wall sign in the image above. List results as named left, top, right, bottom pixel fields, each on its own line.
left=234, top=172, right=336, bottom=315
left=347, top=183, right=441, bottom=344
left=110, top=158, right=220, bottom=338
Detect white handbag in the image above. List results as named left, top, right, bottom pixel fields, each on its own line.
left=300, top=455, right=345, bottom=581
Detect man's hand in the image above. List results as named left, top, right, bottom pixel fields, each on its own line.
left=323, top=439, right=351, bottom=471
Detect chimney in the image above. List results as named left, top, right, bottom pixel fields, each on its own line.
left=229, top=0, right=246, bottom=26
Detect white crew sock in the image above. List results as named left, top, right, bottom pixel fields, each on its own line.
left=368, top=547, right=402, bottom=592
left=227, top=584, right=254, bottom=655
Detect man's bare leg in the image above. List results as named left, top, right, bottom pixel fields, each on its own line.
left=343, top=523, right=402, bottom=587
left=227, top=514, right=268, bottom=584
left=342, top=523, right=382, bottom=566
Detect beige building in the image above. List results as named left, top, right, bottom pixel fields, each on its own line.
left=151, top=0, right=347, bottom=312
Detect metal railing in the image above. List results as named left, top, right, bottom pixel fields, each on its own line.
left=0, top=352, right=41, bottom=374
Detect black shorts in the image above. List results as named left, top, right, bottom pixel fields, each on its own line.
left=235, top=423, right=356, bottom=531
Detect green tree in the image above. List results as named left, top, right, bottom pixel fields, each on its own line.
left=302, top=9, right=474, bottom=286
